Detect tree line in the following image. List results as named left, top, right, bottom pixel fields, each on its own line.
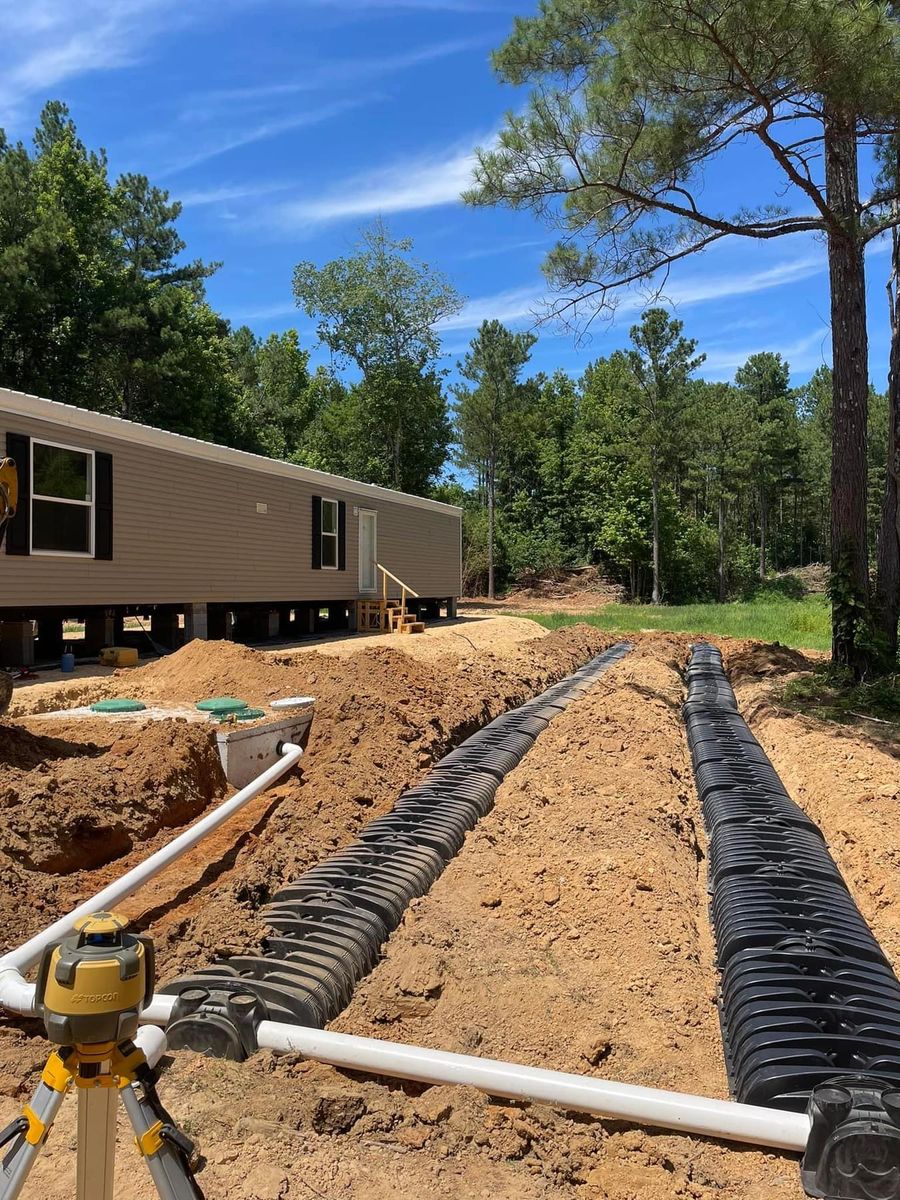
left=452, top=312, right=887, bottom=609
left=3, top=11, right=900, bottom=679
left=0, top=108, right=875, bottom=611
left=464, top=0, right=900, bottom=674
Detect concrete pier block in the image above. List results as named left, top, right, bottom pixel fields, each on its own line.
left=184, top=602, right=208, bottom=642
left=1, top=620, right=35, bottom=668
left=84, top=612, right=123, bottom=655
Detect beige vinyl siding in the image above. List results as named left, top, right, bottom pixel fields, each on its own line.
left=1, top=404, right=461, bottom=609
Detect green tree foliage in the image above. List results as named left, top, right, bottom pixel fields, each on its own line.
left=452, top=320, right=888, bottom=616
left=734, top=353, right=800, bottom=579
left=299, top=362, right=450, bottom=494
left=467, top=0, right=900, bottom=670
left=228, top=327, right=314, bottom=459
left=0, top=103, right=231, bottom=436
left=622, top=309, right=703, bottom=602
left=686, top=381, right=754, bottom=601
left=292, top=221, right=460, bottom=494
left=454, top=320, right=538, bottom=597
left=293, top=220, right=463, bottom=376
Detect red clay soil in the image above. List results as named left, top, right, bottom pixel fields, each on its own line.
left=0, top=631, right=807, bottom=1200
left=0, top=624, right=616, bottom=991
left=0, top=630, right=888, bottom=1199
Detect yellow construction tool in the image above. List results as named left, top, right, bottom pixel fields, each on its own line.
left=0, top=913, right=203, bottom=1200
left=0, top=458, right=17, bottom=547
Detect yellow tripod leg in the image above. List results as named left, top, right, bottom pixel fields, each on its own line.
left=0, top=1051, right=72, bottom=1200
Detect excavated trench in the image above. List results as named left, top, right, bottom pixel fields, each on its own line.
left=0, top=630, right=858, bottom=1200
left=0, top=625, right=621, bottom=987
left=158, top=643, right=634, bottom=1055
left=5, top=630, right=899, bottom=1200
left=686, top=643, right=900, bottom=1114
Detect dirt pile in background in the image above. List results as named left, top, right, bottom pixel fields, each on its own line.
left=727, top=643, right=900, bottom=968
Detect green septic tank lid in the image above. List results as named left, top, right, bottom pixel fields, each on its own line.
left=195, top=697, right=248, bottom=715
left=91, top=699, right=147, bottom=713
left=230, top=707, right=266, bottom=722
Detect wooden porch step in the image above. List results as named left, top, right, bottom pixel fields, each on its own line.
left=356, top=596, right=426, bottom=635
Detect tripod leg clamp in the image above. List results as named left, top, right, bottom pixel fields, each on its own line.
left=137, top=1120, right=165, bottom=1158
left=20, top=1107, right=45, bottom=1147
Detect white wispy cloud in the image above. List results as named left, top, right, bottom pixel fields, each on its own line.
left=187, top=38, right=487, bottom=113
left=231, top=300, right=298, bottom=321
left=275, top=136, right=487, bottom=227
left=440, top=284, right=544, bottom=332
left=701, top=329, right=829, bottom=378
left=438, top=249, right=829, bottom=336
left=656, top=252, right=825, bottom=307
left=160, top=98, right=368, bottom=176
left=178, top=180, right=291, bottom=207
left=0, top=0, right=187, bottom=125
left=459, top=237, right=549, bottom=261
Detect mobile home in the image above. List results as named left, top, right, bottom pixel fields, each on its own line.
left=0, top=389, right=462, bottom=665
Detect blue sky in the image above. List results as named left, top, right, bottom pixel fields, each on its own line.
left=0, top=0, right=893, bottom=389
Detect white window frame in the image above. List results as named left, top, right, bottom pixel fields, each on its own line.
left=30, top=437, right=95, bottom=558
left=320, top=496, right=339, bottom=570
left=358, top=508, right=378, bottom=594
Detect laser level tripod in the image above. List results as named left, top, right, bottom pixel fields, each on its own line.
left=0, top=913, right=203, bottom=1199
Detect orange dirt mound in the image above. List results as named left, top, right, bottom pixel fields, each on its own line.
left=0, top=625, right=620, bottom=986
left=0, top=722, right=226, bottom=875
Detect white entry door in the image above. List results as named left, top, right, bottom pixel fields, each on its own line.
left=358, top=509, right=377, bottom=593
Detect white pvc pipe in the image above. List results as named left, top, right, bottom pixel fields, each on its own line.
left=0, top=742, right=304, bottom=1016
left=255, top=1022, right=811, bottom=1153
left=134, top=1025, right=167, bottom=1070
left=140, top=993, right=176, bottom=1025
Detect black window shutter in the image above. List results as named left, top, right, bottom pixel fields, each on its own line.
left=94, top=452, right=113, bottom=560
left=338, top=500, right=346, bottom=571
left=312, top=495, right=322, bottom=569
left=5, top=432, right=30, bottom=555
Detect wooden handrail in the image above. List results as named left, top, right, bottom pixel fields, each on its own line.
left=375, top=563, right=420, bottom=599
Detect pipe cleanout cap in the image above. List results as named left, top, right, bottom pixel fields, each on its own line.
left=801, top=1075, right=900, bottom=1199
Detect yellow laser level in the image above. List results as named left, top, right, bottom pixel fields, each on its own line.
left=0, top=913, right=203, bottom=1200
left=35, top=913, right=154, bottom=1047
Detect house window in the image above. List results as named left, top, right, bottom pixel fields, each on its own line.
left=321, top=498, right=339, bottom=569
left=31, top=440, right=94, bottom=556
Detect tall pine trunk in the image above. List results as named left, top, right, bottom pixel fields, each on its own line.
left=758, top=487, right=767, bottom=581
left=718, top=490, right=726, bottom=603
left=824, top=108, right=871, bottom=674
left=875, top=213, right=900, bottom=659
left=651, top=464, right=660, bottom=605
left=487, top=460, right=495, bottom=600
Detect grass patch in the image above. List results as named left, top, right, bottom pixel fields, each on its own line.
left=528, top=596, right=832, bottom=651
left=781, top=665, right=900, bottom=732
